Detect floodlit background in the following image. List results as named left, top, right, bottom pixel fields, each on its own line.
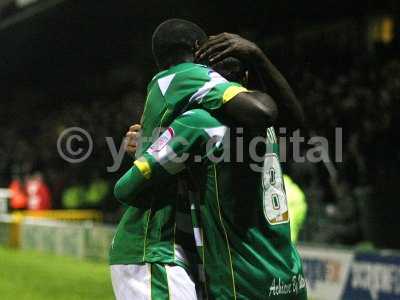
left=0, top=1, right=399, bottom=299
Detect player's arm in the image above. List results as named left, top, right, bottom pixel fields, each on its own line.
left=196, top=33, right=305, bottom=130
left=221, top=89, right=277, bottom=133
left=114, top=110, right=222, bottom=205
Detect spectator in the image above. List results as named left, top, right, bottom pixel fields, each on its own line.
left=26, top=172, right=52, bottom=210
left=9, top=176, right=28, bottom=210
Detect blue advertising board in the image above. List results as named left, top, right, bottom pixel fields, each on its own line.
left=342, top=252, right=400, bottom=300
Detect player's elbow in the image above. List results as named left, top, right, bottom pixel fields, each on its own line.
left=113, top=179, right=125, bottom=202
left=251, top=93, right=278, bottom=129
left=113, top=178, right=133, bottom=204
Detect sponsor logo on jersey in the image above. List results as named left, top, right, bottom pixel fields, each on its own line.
left=148, top=127, right=174, bottom=154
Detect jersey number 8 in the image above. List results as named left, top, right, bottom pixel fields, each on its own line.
left=262, top=153, right=289, bottom=225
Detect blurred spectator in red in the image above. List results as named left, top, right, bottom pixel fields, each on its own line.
left=9, top=176, right=28, bottom=210
left=26, top=172, right=52, bottom=210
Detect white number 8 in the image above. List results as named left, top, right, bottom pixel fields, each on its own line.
left=262, top=153, right=289, bottom=225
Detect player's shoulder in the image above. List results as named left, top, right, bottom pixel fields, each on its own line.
left=147, top=63, right=211, bottom=91
left=173, top=63, right=213, bottom=82
left=159, top=62, right=210, bottom=79
left=186, top=64, right=226, bottom=80
left=175, top=109, right=222, bottom=129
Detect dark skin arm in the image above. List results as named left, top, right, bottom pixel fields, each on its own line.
left=221, top=90, right=278, bottom=133
left=196, top=33, right=305, bottom=131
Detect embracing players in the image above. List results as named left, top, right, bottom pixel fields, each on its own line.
left=111, top=19, right=307, bottom=300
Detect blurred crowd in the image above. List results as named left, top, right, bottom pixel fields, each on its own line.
left=297, top=56, right=399, bottom=188
left=288, top=52, right=400, bottom=247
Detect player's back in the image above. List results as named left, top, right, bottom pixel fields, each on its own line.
left=194, top=128, right=307, bottom=299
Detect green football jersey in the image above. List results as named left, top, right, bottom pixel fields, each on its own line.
left=109, top=62, right=246, bottom=269
left=114, top=109, right=307, bottom=300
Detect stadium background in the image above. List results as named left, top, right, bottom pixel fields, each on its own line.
left=0, top=0, right=399, bottom=299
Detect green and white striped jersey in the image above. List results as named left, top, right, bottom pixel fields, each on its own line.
left=114, top=109, right=307, bottom=300
left=109, top=62, right=246, bottom=269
